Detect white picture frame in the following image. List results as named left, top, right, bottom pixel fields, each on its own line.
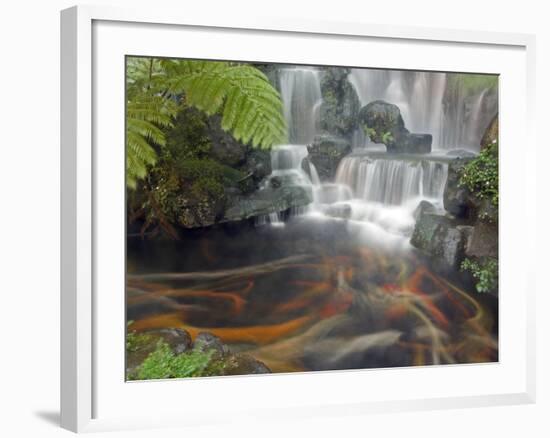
left=60, top=4, right=537, bottom=433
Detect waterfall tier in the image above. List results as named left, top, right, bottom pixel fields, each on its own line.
left=279, top=68, right=322, bottom=144
left=348, top=69, right=497, bottom=151
left=335, top=154, right=448, bottom=205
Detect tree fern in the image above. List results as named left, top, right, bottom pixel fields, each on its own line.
left=163, top=60, right=287, bottom=149
left=126, top=57, right=287, bottom=189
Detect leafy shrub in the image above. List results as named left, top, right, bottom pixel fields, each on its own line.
left=461, top=257, right=498, bottom=293
left=459, top=141, right=498, bottom=207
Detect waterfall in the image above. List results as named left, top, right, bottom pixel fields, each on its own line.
left=335, top=155, right=448, bottom=205
left=279, top=67, right=322, bottom=144
left=348, top=69, right=497, bottom=151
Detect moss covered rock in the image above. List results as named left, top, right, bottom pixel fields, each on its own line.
left=358, top=100, right=432, bottom=153
left=305, top=134, right=352, bottom=181
left=319, top=67, right=360, bottom=140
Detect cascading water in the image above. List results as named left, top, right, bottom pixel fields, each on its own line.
left=348, top=69, right=497, bottom=151
left=279, top=67, right=322, bottom=144
left=263, top=66, right=492, bottom=251
left=335, top=155, right=448, bottom=205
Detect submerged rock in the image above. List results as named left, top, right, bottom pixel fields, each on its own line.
left=307, top=134, right=352, bottom=181
left=358, top=100, right=432, bottom=153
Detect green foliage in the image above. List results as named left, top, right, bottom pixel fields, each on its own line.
left=164, top=107, right=212, bottom=161
left=161, top=59, right=287, bottom=149
left=365, top=127, right=376, bottom=139
left=131, top=341, right=211, bottom=379
left=129, top=340, right=227, bottom=380
left=126, top=57, right=287, bottom=189
left=126, top=328, right=154, bottom=353
left=461, top=257, right=498, bottom=293
left=381, top=131, right=394, bottom=144
left=459, top=141, right=499, bottom=207
left=447, top=73, right=498, bottom=95
left=148, top=154, right=244, bottom=228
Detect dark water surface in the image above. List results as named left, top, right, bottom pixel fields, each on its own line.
left=127, top=217, right=498, bottom=373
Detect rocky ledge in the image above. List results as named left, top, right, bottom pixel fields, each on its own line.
left=127, top=328, right=271, bottom=379
left=410, top=115, right=498, bottom=294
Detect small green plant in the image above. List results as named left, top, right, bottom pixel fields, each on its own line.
left=461, top=257, right=498, bottom=293
left=459, top=141, right=498, bottom=207
left=126, top=321, right=154, bottom=353
left=127, top=337, right=229, bottom=380
left=381, top=131, right=394, bottom=144
left=131, top=341, right=215, bottom=380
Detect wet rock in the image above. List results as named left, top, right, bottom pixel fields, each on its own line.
left=399, top=133, right=432, bottom=154
left=413, top=200, right=436, bottom=221
left=269, top=176, right=283, bottom=189
left=307, top=135, right=352, bottom=181
left=358, top=100, right=432, bottom=153
left=243, top=149, right=272, bottom=183
left=153, top=328, right=193, bottom=354
left=443, top=157, right=476, bottom=219
left=464, top=222, right=498, bottom=259
left=228, top=354, right=271, bottom=374
left=319, top=67, right=361, bottom=140
left=193, top=332, right=228, bottom=355
left=176, top=195, right=226, bottom=229
left=223, top=185, right=313, bottom=222
left=410, top=212, right=469, bottom=269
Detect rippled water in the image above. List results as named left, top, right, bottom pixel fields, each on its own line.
left=127, top=218, right=498, bottom=374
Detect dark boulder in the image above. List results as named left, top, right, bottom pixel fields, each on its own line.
left=307, top=135, right=352, bottom=181
left=413, top=200, right=436, bottom=221
left=193, top=332, right=228, bottom=355
left=443, top=157, right=476, bottom=219
left=464, top=222, right=498, bottom=259
left=358, top=100, right=432, bottom=153
left=227, top=354, right=271, bottom=374
left=399, top=133, right=432, bottom=154
left=269, top=176, right=283, bottom=189
left=319, top=67, right=361, bottom=140
left=410, top=212, right=470, bottom=269
left=243, top=149, right=272, bottom=183
left=223, top=185, right=313, bottom=222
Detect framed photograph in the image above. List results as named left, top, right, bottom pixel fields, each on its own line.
left=61, top=5, right=536, bottom=432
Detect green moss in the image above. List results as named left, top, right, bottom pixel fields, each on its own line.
left=128, top=340, right=227, bottom=380
left=165, top=106, right=212, bottom=160
left=461, top=257, right=498, bottom=293
left=459, top=141, right=498, bottom=207
left=126, top=322, right=154, bottom=353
